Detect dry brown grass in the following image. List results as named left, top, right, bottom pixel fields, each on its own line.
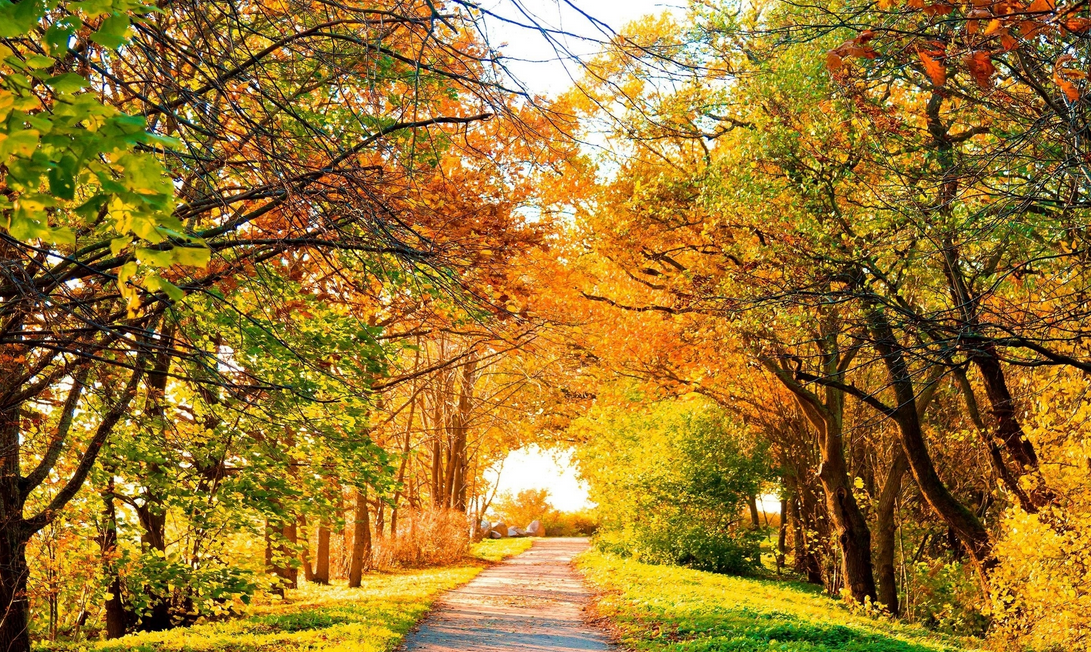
left=371, top=509, right=470, bottom=569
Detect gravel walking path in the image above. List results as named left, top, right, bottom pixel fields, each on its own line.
left=398, top=537, right=613, bottom=652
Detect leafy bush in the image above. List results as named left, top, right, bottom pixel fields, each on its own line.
left=573, top=387, right=772, bottom=576
left=542, top=510, right=598, bottom=537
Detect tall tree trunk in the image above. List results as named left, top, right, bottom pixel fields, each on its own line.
left=776, top=498, right=788, bottom=574
left=280, top=521, right=298, bottom=589
left=788, top=493, right=823, bottom=584
left=135, top=501, right=171, bottom=631
left=348, top=488, right=371, bottom=588
left=874, top=453, right=908, bottom=614
left=0, top=406, right=31, bottom=652
left=747, top=495, right=761, bottom=528
left=391, top=344, right=421, bottom=537
left=868, top=306, right=994, bottom=589
left=299, top=515, right=314, bottom=583
left=100, top=481, right=132, bottom=638
left=314, top=524, right=330, bottom=584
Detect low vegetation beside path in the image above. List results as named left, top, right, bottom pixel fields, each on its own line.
left=40, top=540, right=531, bottom=652
left=577, top=549, right=981, bottom=652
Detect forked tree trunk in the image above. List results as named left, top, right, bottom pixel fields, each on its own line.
left=868, top=307, right=995, bottom=589
left=348, top=489, right=371, bottom=587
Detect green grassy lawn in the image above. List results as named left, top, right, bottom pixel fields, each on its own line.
left=41, top=539, right=533, bottom=652
left=577, top=549, right=983, bottom=652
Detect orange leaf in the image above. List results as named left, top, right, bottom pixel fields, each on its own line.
left=918, top=50, right=947, bottom=86
left=923, top=2, right=954, bottom=15
left=1065, top=17, right=1091, bottom=33
left=965, top=51, right=996, bottom=87
left=1054, top=54, right=1083, bottom=101
left=826, top=51, right=844, bottom=71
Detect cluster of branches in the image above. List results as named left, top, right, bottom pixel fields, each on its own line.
left=561, top=0, right=1091, bottom=625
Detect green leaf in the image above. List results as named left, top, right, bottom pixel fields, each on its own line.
left=110, top=235, right=132, bottom=255
left=25, top=54, right=54, bottom=69
left=145, top=274, right=185, bottom=301
left=47, top=155, right=78, bottom=200
left=135, top=246, right=175, bottom=268
left=0, top=0, right=46, bottom=38
left=44, top=17, right=82, bottom=54
left=0, top=129, right=40, bottom=160
left=173, top=245, right=211, bottom=268
left=90, top=13, right=131, bottom=49
left=70, top=0, right=114, bottom=18
left=45, top=226, right=75, bottom=245
left=47, top=73, right=89, bottom=95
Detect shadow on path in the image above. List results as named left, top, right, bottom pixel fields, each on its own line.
left=398, top=538, right=612, bottom=652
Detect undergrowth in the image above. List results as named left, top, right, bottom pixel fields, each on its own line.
left=37, top=539, right=529, bottom=652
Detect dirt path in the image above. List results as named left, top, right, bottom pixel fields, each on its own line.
left=398, top=537, right=613, bottom=652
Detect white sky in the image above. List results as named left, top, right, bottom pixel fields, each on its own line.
left=492, top=445, right=592, bottom=511
left=480, top=0, right=684, bottom=97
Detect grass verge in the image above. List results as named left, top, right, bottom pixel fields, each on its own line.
left=469, top=536, right=534, bottom=562
left=577, top=549, right=983, bottom=652
left=40, top=539, right=532, bottom=652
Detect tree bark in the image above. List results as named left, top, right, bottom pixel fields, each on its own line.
left=0, top=405, right=31, bottom=652
left=874, top=453, right=909, bottom=614
left=299, top=515, right=314, bottom=583
left=348, top=488, right=371, bottom=587
left=747, top=495, right=761, bottom=528
left=100, top=482, right=132, bottom=638
left=867, top=307, right=995, bottom=589
left=314, top=524, right=330, bottom=584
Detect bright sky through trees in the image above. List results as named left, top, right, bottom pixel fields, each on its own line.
left=481, top=0, right=681, bottom=96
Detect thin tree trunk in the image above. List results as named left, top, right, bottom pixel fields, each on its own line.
left=776, top=498, right=788, bottom=574
left=348, top=488, right=371, bottom=588
left=299, top=515, right=314, bottom=583
left=100, top=481, right=131, bottom=638
left=874, top=453, right=908, bottom=614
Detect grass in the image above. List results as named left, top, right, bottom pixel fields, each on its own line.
left=577, top=549, right=984, bottom=652
left=40, top=539, right=532, bottom=652
left=469, top=536, right=534, bottom=562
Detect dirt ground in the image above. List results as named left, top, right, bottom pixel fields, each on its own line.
left=398, top=538, right=614, bottom=652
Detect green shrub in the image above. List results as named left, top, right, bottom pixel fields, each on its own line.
left=573, top=386, right=773, bottom=576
